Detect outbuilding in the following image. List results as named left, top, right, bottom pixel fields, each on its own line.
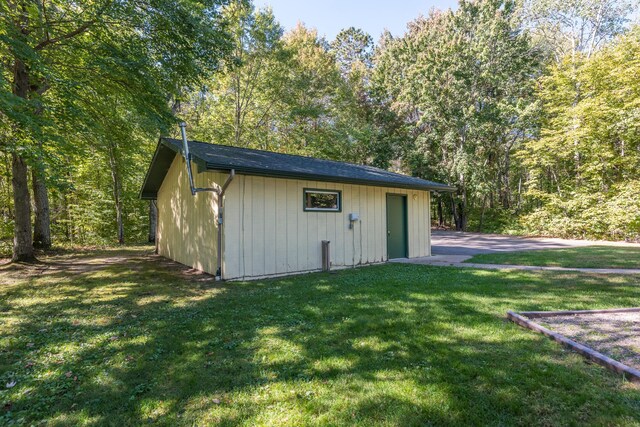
left=140, top=132, right=455, bottom=280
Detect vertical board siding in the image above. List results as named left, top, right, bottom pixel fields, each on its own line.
left=273, top=179, right=287, bottom=274
left=285, top=179, right=298, bottom=271
left=222, top=174, right=241, bottom=277
left=156, top=156, right=221, bottom=275
left=157, top=163, right=433, bottom=280
left=426, top=192, right=432, bottom=256
left=252, top=176, right=266, bottom=276
left=222, top=175, right=432, bottom=280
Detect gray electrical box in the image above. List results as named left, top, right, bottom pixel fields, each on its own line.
left=349, top=213, right=359, bottom=221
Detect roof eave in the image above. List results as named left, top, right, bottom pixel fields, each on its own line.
left=138, top=138, right=167, bottom=200
left=204, top=162, right=456, bottom=192
left=142, top=137, right=456, bottom=197
left=428, top=185, right=457, bottom=193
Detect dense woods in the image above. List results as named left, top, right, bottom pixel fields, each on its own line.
left=1, top=0, right=639, bottom=259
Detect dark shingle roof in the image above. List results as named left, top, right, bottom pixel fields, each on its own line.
left=140, top=137, right=455, bottom=199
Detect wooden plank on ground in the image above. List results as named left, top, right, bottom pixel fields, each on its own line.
left=520, top=307, right=640, bottom=318
left=506, top=310, right=640, bottom=382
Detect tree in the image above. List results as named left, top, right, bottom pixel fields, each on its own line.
left=374, top=0, right=541, bottom=229
left=276, top=24, right=348, bottom=158
left=522, top=0, right=640, bottom=61
left=518, top=26, right=640, bottom=240
left=331, top=27, right=374, bottom=79
left=183, top=1, right=285, bottom=149
left=0, top=0, right=230, bottom=260
left=521, top=0, right=640, bottom=193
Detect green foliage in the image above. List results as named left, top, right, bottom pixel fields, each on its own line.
left=519, top=27, right=640, bottom=241
left=522, top=0, right=639, bottom=60
left=0, top=152, right=12, bottom=252
left=2, top=0, right=640, bottom=248
left=182, top=7, right=401, bottom=167
left=373, top=0, right=541, bottom=229
left=182, top=1, right=286, bottom=149
left=0, top=0, right=231, bottom=248
left=331, top=27, right=374, bottom=77
left=465, top=206, right=525, bottom=235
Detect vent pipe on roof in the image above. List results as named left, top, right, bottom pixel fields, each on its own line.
left=179, top=122, right=216, bottom=195
left=178, top=122, right=235, bottom=280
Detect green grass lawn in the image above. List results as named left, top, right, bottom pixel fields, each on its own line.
left=466, top=246, right=640, bottom=269
left=1, top=248, right=640, bottom=426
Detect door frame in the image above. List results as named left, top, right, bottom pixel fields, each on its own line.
left=386, top=193, right=409, bottom=259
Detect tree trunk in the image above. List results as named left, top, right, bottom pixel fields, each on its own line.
left=32, top=168, right=51, bottom=249
left=11, top=58, right=36, bottom=262
left=107, top=143, right=125, bottom=245
left=455, top=171, right=467, bottom=231
left=454, top=188, right=467, bottom=231
left=63, top=170, right=73, bottom=242
left=517, top=175, right=522, bottom=212
left=12, top=153, right=35, bottom=262
left=458, top=201, right=466, bottom=231
left=571, top=59, right=582, bottom=185
left=437, top=197, right=444, bottom=227
left=234, top=72, right=242, bottom=146
left=450, top=193, right=461, bottom=230
left=478, top=195, right=487, bottom=233
left=116, top=201, right=124, bottom=245
left=148, top=200, right=157, bottom=243
left=502, top=145, right=511, bottom=209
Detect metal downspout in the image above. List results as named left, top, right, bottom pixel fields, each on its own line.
left=179, top=122, right=235, bottom=279
left=216, top=170, right=235, bottom=278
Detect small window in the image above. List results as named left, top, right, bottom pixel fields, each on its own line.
left=303, top=189, right=341, bottom=212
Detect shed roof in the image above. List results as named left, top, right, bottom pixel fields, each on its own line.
left=140, top=137, right=456, bottom=199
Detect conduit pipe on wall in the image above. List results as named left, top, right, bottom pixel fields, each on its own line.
left=216, top=170, right=235, bottom=278
left=180, top=122, right=217, bottom=195
left=179, top=122, right=235, bottom=279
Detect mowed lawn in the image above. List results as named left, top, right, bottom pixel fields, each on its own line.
left=1, top=249, right=640, bottom=426
left=466, top=246, right=640, bottom=269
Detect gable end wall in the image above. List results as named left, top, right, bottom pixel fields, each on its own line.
left=156, top=156, right=225, bottom=274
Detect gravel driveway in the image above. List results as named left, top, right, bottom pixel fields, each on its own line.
left=431, top=230, right=639, bottom=256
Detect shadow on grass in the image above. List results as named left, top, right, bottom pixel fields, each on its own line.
left=1, top=252, right=640, bottom=425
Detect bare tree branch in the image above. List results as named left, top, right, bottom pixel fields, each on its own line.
left=34, top=1, right=114, bottom=51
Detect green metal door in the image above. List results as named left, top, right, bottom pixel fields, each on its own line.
left=386, top=194, right=408, bottom=259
